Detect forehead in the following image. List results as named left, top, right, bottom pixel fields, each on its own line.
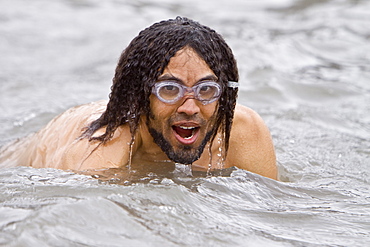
left=159, top=47, right=217, bottom=84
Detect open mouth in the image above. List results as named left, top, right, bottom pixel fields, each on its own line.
left=172, top=125, right=200, bottom=145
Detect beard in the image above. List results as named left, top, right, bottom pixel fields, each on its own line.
left=148, top=126, right=215, bottom=165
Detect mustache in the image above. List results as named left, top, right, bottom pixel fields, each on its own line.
left=148, top=110, right=207, bottom=125
left=168, top=113, right=206, bottom=126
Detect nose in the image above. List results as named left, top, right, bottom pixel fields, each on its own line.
left=177, top=98, right=200, bottom=116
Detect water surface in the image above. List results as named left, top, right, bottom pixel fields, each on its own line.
left=1, top=0, right=369, bottom=246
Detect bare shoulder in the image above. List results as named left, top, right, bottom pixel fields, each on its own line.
left=61, top=124, right=132, bottom=171
left=225, top=104, right=277, bottom=179
left=3, top=100, right=132, bottom=170
left=57, top=101, right=133, bottom=170
left=31, top=100, right=110, bottom=169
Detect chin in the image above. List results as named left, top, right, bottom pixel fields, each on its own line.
left=149, top=127, right=214, bottom=165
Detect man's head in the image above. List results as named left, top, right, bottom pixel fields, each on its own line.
left=147, top=47, right=221, bottom=164
left=86, top=17, right=239, bottom=164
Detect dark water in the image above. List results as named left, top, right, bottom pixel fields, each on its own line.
left=1, top=0, right=370, bottom=246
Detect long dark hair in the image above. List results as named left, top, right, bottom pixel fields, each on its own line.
left=82, top=17, right=238, bottom=157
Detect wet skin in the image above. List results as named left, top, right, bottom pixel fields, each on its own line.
left=0, top=47, right=277, bottom=179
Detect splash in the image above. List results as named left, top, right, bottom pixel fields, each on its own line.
left=216, top=135, right=226, bottom=169
left=206, top=134, right=226, bottom=176
left=127, top=139, right=135, bottom=172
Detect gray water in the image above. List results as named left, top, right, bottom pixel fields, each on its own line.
left=1, top=0, right=370, bottom=246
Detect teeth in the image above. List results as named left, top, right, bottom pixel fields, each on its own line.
left=179, top=126, right=196, bottom=130
left=184, top=132, right=194, bottom=140
left=178, top=126, right=196, bottom=139
left=174, top=125, right=198, bottom=140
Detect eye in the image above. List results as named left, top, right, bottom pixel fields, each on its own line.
left=163, top=85, right=177, bottom=91
left=161, top=85, right=179, bottom=95
left=198, top=84, right=218, bottom=99
left=199, top=85, right=212, bottom=92
left=158, top=83, right=181, bottom=99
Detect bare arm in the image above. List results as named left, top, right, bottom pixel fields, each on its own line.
left=225, top=104, right=277, bottom=180
left=60, top=125, right=133, bottom=171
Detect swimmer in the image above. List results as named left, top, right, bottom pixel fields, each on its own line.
left=0, top=17, right=277, bottom=179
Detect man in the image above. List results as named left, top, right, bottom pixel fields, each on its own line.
left=0, top=17, right=277, bottom=179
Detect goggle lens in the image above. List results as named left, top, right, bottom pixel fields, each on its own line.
left=153, top=81, right=221, bottom=105
left=158, top=84, right=181, bottom=102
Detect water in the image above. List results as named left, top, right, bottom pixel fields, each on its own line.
left=1, top=0, right=370, bottom=246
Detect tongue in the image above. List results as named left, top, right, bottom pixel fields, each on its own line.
left=173, top=126, right=193, bottom=138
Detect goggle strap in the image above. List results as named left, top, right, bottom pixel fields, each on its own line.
left=228, top=81, right=239, bottom=89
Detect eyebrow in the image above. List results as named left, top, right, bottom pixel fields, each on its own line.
left=156, top=74, right=218, bottom=84
left=157, top=74, right=181, bottom=82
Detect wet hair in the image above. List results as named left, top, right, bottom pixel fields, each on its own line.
left=82, top=16, right=238, bottom=159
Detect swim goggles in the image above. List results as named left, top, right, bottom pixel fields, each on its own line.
left=152, top=81, right=238, bottom=105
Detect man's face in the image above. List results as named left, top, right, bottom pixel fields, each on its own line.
left=147, top=47, right=219, bottom=164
